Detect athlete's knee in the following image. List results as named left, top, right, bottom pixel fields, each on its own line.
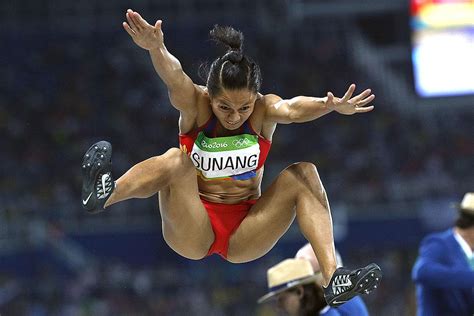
left=291, top=161, right=317, bottom=172
left=163, top=147, right=194, bottom=174
left=286, top=162, right=321, bottom=182
left=286, top=162, right=326, bottom=197
left=163, top=147, right=186, bottom=161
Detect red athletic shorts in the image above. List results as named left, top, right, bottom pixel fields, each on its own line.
left=201, top=198, right=257, bottom=259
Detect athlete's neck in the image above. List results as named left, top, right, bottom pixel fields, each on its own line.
left=215, top=120, right=243, bottom=137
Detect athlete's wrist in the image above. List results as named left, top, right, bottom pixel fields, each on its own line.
left=320, top=97, right=335, bottom=111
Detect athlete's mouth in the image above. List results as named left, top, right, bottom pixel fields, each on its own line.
left=226, top=121, right=240, bottom=126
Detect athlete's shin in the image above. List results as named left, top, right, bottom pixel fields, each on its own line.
left=105, top=148, right=192, bottom=207
left=296, top=194, right=337, bottom=287
left=291, top=162, right=338, bottom=286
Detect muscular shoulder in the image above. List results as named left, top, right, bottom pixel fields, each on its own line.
left=194, top=85, right=213, bottom=121
left=259, top=93, right=283, bottom=110
left=252, top=93, right=283, bottom=121
left=250, top=93, right=281, bottom=140
left=179, top=85, right=212, bottom=134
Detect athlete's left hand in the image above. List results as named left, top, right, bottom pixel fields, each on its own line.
left=326, top=84, right=375, bottom=115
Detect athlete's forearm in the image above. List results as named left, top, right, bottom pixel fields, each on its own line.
left=287, top=96, right=334, bottom=123
left=149, top=44, right=188, bottom=89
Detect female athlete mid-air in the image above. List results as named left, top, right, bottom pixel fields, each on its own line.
left=81, top=9, right=382, bottom=306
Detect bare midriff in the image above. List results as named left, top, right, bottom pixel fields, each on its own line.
left=197, top=167, right=264, bottom=204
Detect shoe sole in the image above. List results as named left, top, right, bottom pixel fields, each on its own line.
left=81, top=141, right=112, bottom=211
left=329, top=263, right=382, bottom=306
left=353, top=263, right=382, bottom=295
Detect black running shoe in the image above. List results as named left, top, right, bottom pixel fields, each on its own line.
left=323, top=263, right=382, bottom=307
left=81, top=141, right=115, bottom=213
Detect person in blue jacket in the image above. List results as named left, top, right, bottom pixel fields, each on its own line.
left=258, top=243, right=370, bottom=315
left=412, top=192, right=474, bottom=316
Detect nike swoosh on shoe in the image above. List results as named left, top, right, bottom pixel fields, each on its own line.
left=82, top=192, right=93, bottom=205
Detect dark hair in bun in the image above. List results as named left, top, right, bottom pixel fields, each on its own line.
left=203, top=25, right=261, bottom=97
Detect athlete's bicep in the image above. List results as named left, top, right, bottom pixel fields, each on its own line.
left=176, top=85, right=210, bottom=134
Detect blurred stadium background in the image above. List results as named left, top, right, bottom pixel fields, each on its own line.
left=1, top=0, right=473, bottom=315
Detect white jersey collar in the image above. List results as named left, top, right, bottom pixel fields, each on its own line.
left=453, top=228, right=473, bottom=260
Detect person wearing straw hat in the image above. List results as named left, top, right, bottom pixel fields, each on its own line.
left=412, top=192, right=474, bottom=316
left=258, top=258, right=329, bottom=315
left=258, top=257, right=370, bottom=315
left=295, top=243, right=369, bottom=315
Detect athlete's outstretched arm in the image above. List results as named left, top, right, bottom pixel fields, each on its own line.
left=123, top=9, right=199, bottom=113
left=264, top=84, right=375, bottom=124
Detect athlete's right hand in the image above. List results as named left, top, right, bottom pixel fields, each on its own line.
left=123, top=9, right=164, bottom=50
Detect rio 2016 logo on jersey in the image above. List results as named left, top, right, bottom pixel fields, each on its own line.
left=200, top=139, right=228, bottom=149
left=191, top=132, right=260, bottom=179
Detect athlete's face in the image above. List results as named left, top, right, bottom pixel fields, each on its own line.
left=211, top=88, right=257, bottom=130
left=275, top=287, right=302, bottom=316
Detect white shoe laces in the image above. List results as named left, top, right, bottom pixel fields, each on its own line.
left=96, top=172, right=113, bottom=199
left=332, top=274, right=353, bottom=295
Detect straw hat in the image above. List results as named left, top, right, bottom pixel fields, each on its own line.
left=459, top=192, right=474, bottom=214
left=257, top=259, right=318, bottom=304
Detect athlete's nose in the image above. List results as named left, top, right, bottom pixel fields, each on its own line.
left=228, top=111, right=240, bottom=123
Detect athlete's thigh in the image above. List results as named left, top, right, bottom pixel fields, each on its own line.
left=158, top=154, right=214, bottom=259
left=227, top=167, right=301, bottom=262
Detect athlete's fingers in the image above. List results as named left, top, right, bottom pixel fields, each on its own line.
left=356, top=94, right=375, bottom=107
left=355, top=105, right=374, bottom=113
left=350, top=89, right=371, bottom=103
left=130, top=11, right=145, bottom=31
left=155, top=19, right=162, bottom=30
left=341, top=84, right=356, bottom=102
left=126, top=11, right=139, bottom=32
left=123, top=22, right=136, bottom=37
left=134, top=12, right=151, bottom=29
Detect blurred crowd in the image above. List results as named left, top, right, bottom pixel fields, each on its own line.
left=0, top=247, right=416, bottom=316
left=0, top=260, right=264, bottom=316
